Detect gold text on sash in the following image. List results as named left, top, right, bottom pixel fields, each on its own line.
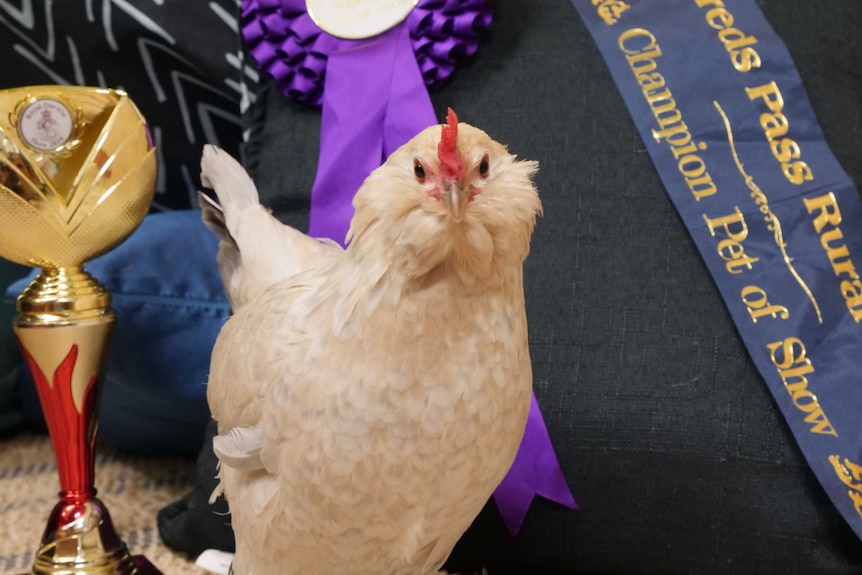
left=767, top=337, right=838, bottom=437
left=618, top=28, right=717, bottom=202
left=804, top=192, right=862, bottom=323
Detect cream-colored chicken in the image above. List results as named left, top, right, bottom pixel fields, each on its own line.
left=200, top=110, right=542, bottom=575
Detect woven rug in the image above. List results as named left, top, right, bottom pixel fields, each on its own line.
left=0, top=430, right=204, bottom=575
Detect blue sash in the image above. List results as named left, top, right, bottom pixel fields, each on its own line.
left=569, top=0, right=862, bottom=539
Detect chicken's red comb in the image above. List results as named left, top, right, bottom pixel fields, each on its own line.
left=438, top=108, right=463, bottom=181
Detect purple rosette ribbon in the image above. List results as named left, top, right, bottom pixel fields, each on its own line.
left=242, top=0, right=575, bottom=535
left=242, top=0, right=494, bottom=107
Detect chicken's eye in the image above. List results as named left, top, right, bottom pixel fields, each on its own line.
left=414, top=161, right=426, bottom=182
left=478, top=155, right=489, bottom=178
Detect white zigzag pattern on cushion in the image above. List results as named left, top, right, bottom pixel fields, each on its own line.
left=0, top=0, right=248, bottom=209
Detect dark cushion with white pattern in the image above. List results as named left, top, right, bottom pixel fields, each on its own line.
left=0, top=0, right=244, bottom=210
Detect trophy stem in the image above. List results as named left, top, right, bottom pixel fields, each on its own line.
left=14, top=266, right=159, bottom=575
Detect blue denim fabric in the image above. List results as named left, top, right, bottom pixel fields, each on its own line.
left=0, top=259, right=28, bottom=433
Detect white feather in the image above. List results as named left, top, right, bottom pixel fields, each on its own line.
left=212, top=424, right=264, bottom=471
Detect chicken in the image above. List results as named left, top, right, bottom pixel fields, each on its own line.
left=199, top=109, right=542, bottom=575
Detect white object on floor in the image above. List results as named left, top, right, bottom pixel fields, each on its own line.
left=195, top=549, right=235, bottom=575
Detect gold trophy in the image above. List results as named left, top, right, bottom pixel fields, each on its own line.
left=0, top=86, right=160, bottom=575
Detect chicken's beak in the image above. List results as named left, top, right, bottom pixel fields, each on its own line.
left=442, top=183, right=467, bottom=223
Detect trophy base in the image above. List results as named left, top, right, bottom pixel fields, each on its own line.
left=25, top=497, right=164, bottom=575
left=18, top=557, right=162, bottom=575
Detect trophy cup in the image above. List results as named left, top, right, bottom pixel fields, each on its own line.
left=0, top=86, right=161, bottom=575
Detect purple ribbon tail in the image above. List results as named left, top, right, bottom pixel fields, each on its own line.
left=308, top=23, right=436, bottom=244
left=383, top=27, right=437, bottom=156
left=493, top=393, right=577, bottom=535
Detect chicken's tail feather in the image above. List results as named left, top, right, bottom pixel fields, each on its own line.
left=197, top=145, right=344, bottom=310
left=199, top=191, right=236, bottom=248
left=201, top=144, right=260, bottom=233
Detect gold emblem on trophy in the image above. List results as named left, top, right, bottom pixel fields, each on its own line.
left=0, top=86, right=159, bottom=575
